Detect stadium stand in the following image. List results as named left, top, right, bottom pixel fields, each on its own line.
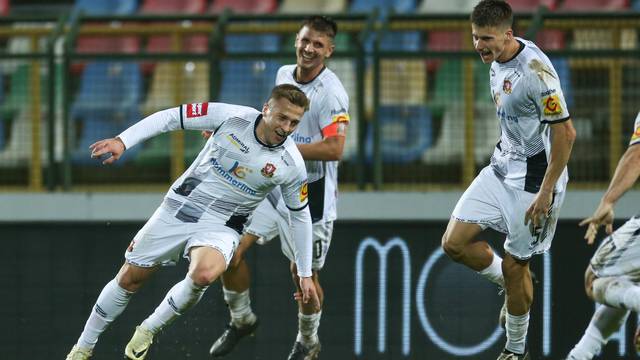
left=279, top=0, right=346, bottom=14
left=0, top=0, right=8, bottom=16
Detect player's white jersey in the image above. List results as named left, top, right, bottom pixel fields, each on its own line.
left=276, top=65, right=350, bottom=223
left=118, top=102, right=309, bottom=233
left=628, top=111, right=640, bottom=146
left=489, top=38, right=571, bottom=193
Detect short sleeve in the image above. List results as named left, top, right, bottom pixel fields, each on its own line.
left=527, top=59, right=570, bottom=124
left=281, top=164, right=309, bottom=212
left=629, top=112, right=640, bottom=146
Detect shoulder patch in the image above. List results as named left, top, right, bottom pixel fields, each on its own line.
left=186, top=103, right=209, bottom=118
left=542, top=94, right=562, bottom=116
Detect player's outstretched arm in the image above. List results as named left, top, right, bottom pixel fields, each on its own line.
left=89, top=137, right=126, bottom=165
left=580, top=143, right=640, bottom=244
left=525, top=119, right=576, bottom=228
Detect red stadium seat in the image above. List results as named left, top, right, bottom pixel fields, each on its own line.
left=559, top=0, right=629, bottom=10
left=508, top=0, right=557, bottom=11
left=0, top=0, right=8, bottom=16
left=140, top=0, right=206, bottom=13
left=209, top=0, right=278, bottom=14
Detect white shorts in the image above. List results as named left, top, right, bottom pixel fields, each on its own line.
left=590, top=216, right=640, bottom=281
left=452, top=166, right=565, bottom=260
left=125, top=207, right=240, bottom=268
left=246, top=197, right=333, bottom=271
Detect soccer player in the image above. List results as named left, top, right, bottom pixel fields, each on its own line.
left=441, top=1, right=576, bottom=359
left=566, top=111, right=640, bottom=359
left=208, top=16, right=349, bottom=360
left=65, top=84, right=319, bottom=360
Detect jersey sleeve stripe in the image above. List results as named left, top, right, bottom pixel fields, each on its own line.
left=179, top=104, right=184, bottom=129
left=287, top=203, right=309, bottom=212
left=541, top=116, right=570, bottom=124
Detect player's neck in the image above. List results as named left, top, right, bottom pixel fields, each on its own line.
left=295, top=65, right=324, bottom=84
left=497, top=39, right=522, bottom=63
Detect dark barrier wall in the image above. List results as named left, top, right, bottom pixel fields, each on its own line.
left=1, top=221, right=639, bottom=359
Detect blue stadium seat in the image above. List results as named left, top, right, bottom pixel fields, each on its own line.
left=350, top=0, right=421, bottom=51
left=218, top=60, right=281, bottom=109
left=74, top=0, right=138, bottom=15
left=70, top=62, right=143, bottom=164
left=366, top=105, right=433, bottom=163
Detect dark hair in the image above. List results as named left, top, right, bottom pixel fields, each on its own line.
left=471, top=0, right=513, bottom=29
left=269, top=84, right=310, bottom=111
left=300, top=15, right=337, bottom=39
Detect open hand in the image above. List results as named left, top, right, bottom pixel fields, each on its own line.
left=89, top=137, right=126, bottom=165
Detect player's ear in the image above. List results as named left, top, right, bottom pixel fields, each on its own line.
left=262, top=102, right=269, bottom=116
left=326, top=42, right=335, bottom=58
left=505, top=28, right=514, bottom=41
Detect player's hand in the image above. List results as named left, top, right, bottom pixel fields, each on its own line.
left=89, top=137, right=126, bottom=165
left=201, top=130, right=213, bottom=139
left=525, top=189, right=553, bottom=229
left=294, top=277, right=320, bottom=311
left=579, top=201, right=614, bottom=245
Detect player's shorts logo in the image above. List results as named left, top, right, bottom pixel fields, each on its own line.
left=543, top=94, right=562, bottom=116
left=261, top=163, right=276, bottom=178
left=502, top=79, right=512, bottom=94
left=187, top=102, right=209, bottom=118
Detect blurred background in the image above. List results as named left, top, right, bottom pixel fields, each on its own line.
left=1, top=0, right=640, bottom=359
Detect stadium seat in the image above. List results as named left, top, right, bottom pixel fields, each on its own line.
left=366, top=105, right=433, bottom=163
left=0, top=109, right=48, bottom=167
left=74, top=0, right=137, bottom=15
left=70, top=62, right=143, bottom=164
left=218, top=60, right=280, bottom=109
left=279, top=0, right=346, bottom=13
left=559, top=0, right=629, bottom=10
left=209, top=0, right=277, bottom=14
left=506, top=0, right=557, bottom=11
left=137, top=62, right=209, bottom=165
left=0, top=0, right=8, bottom=16
left=560, top=0, right=633, bottom=50
left=418, top=0, right=476, bottom=13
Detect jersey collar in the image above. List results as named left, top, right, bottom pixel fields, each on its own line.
left=497, top=39, right=525, bottom=64
left=253, top=114, right=286, bottom=149
left=293, top=65, right=326, bottom=85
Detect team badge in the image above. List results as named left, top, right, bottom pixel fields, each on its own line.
left=186, top=103, right=209, bottom=118
left=300, top=182, right=308, bottom=202
left=502, top=79, right=512, bottom=94
left=542, top=95, right=562, bottom=116
left=261, top=163, right=276, bottom=178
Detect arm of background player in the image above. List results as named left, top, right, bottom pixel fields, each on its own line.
left=580, top=143, right=640, bottom=244
left=296, top=122, right=348, bottom=161
left=525, top=119, right=576, bottom=227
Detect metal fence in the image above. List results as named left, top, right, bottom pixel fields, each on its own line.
left=0, top=11, right=638, bottom=191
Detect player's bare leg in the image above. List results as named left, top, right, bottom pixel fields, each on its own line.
left=125, top=246, right=224, bottom=360
left=66, top=263, right=158, bottom=359
left=210, top=234, right=259, bottom=357
left=287, top=263, right=322, bottom=360
left=499, top=254, right=532, bottom=359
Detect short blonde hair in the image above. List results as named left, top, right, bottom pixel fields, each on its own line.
left=269, top=84, right=310, bottom=111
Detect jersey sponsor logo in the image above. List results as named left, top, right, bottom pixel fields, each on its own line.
left=261, top=163, right=276, bottom=178
left=300, top=182, right=308, bottom=202
left=331, top=113, right=350, bottom=123
left=542, top=94, right=562, bottom=116
left=186, top=102, right=209, bottom=118
left=292, top=133, right=312, bottom=144
left=228, top=161, right=251, bottom=179
left=631, top=127, right=640, bottom=141
left=502, top=79, right=512, bottom=94
left=497, top=108, right=518, bottom=123
left=226, top=133, right=250, bottom=153
left=540, top=88, right=557, bottom=97
left=210, top=158, right=257, bottom=195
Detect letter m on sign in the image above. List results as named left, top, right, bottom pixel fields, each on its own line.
left=187, top=103, right=209, bottom=118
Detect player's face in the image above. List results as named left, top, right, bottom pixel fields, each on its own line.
left=471, top=24, right=513, bottom=63
left=261, top=97, right=304, bottom=145
left=295, top=26, right=335, bottom=71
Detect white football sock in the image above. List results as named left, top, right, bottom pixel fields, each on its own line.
left=223, top=287, right=256, bottom=327
left=505, top=311, right=529, bottom=354
left=142, top=275, right=208, bottom=334
left=77, top=278, right=134, bottom=350
left=593, top=277, right=640, bottom=312
left=567, top=304, right=629, bottom=359
left=478, top=253, right=505, bottom=287
left=296, top=311, right=321, bottom=346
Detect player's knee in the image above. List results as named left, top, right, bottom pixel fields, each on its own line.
left=190, top=265, right=222, bottom=286
left=441, top=233, right=464, bottom=262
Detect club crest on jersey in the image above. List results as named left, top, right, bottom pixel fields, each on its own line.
left=261, top=163, right=276, bottom=178
left=543, top=94, right=562, bottom=116
left=300, top=182, right=308, bottom=202
left=186, top=103, right=209, bottom=118
left=502, top=79, right=513, bottom=94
